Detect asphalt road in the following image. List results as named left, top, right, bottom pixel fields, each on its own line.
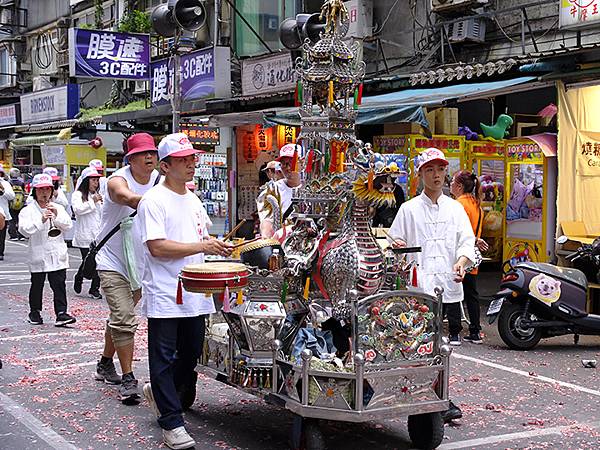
left=1, top=239, right=600, bottom=449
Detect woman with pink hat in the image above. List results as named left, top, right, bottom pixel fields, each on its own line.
left=72, top=167, right=104, bottom=299
left=18, top=173, right=76, bottom=327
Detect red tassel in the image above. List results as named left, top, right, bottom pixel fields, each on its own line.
left=367, top=168, right=374, bottom=191
left=412, top=266, right=418, bottom=287
left=176, top=277, right=183, bottom=304
left=306, top=149, right=314, bottom=173
left=291, top=147, right=299, bottom=172
left=329, top=143, right=338, bottom=173
left=357, top=83, right=363, bottom=105
left=222, top=285, right=231, bottom=313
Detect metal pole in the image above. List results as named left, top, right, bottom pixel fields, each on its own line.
left=171, top=51, right=180, bottom=133
left=520, top=9, right=526, bottom=55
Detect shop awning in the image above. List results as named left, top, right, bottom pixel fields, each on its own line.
left=264, top=76, right=545, bottom=127
left=10, top=133, right=62, bottom=147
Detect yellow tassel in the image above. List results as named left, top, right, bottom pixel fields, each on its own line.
left=338, top=151, right=345, bottom=173
left=367, top=168, right=374, bottom=191
left=303, top=277, right=311, bottom=300
left=236, top=290, right=244, bottom=305
left=328, top=80, right=334, bottom=105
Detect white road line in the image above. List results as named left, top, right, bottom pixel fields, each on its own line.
left=439, top=421, right=600, bottom=449
left=0, top=281, right=75, bottom=286
left=26, top=348, right=103, bottom=362
left=0, top=330, right=96, bottom=342
left=37, top=356, right=148, bottom=373
left=0, top=391, right=78, bottom=450
left=0, top=269, right=77, bottom=274
left=453, top=352, right=600, bottom=397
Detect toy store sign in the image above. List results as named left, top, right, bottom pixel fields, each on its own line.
left=241, top=52, right=296, bottom=96
left=69, top=29, right=150, bottom=80
left=560, top=0, right=600, bottom=29
left=578, top=134, right=600, bottom=175
left=506, top=143, right=542, bottom=159
left=373, top=135, right=408, bottom=153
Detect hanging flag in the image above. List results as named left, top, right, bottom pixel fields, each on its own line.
left=353, top=83, right=364, bottom=109
left=306, top=149, right=314, bottom=173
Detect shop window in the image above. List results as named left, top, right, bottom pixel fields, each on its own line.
left=0, top=48, right=16, bottom=89
left=234, top=0, right=299, bottom=57
left=506, top=163, right=543, bottom=241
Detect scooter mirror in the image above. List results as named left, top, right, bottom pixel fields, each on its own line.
left=556, top=235, right=568, bottom=244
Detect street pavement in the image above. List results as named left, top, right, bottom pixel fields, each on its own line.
left=1, top=239, right=600, bottom=449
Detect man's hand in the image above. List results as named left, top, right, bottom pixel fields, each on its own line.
left=391, top=238, right=407, bottom=249
left=452, top=262, right=466, bottom=283
left=476, top=238, right=489, bottom=252
left=200, top=239, right=234, bottom=257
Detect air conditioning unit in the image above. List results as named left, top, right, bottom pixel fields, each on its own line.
left=432, top=0, right=488, bottom=14
left=345, top=0, right=373, bottom=39
left=446, top=17, right=486, bottom=43
left=133, top=80, right=147, bottom=94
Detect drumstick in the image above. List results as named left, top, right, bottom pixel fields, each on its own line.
left=231, top=237, right=260, bottom=249
left=382, top=229, right=404, bottom=247
left=223, top=219, right=246, bottom=241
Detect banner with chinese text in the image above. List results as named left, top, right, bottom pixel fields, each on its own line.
left=69, top=28, right=150, bottom=80
left=576, top=131, right=600, bottom=176
left=241, top=52, right=296, bottom=97
left=560, top=0, right=600, bottom=29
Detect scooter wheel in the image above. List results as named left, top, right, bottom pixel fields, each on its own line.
left=498, top=302, right=542, bottom=350
left=407, top=412, right=444, bottom=449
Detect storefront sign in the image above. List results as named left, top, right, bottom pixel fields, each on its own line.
left=242, top=131, right=259, bottom=162
left=506, top=142, right=542, bottom=160
left=180, top=121, right=220, bottom=146
left=69, top=28, right=150, bottom=80
left=373, top=135, right=409, bottom=153
left=0, top=104, right=17, bottom=126
left=20, top=84, right=80, bottom=125
left=151, top=47, right=230, bottom=106
left=470, top=141, right=505, bottom=156
left=559, top=0, right=600, bottom=29
left=241, top=52, right=296, bottom=96
left=41, top=145, right=66, bottom=165
left=577, top=133, right=600, bottom=174
left=254, top=124, right=273, bottom=152
left=276, top=125, right=297, bottom=148
left=412, top=136, right=464, bottom=152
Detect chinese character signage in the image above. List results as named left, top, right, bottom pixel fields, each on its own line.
left=151, top=47, right=231, bottom=106
left=180, top=121, right=220, bottom=146
left=20, top=84, right=80, bottom=125
left=560, top=0, right=600, bottom=29
left=577, top=132, right=600, bottom=175
left=412, top=135, right=465, bottom=153
left=241, top=52, right=296, bottom=97
left=0, top=104, right=17, bottom=126
left=69, top=28, right=150, bottom=80
left=254, top=125, right=273, bottom=151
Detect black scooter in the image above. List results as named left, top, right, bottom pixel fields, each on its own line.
left=487, top=239, right=600, bottom=350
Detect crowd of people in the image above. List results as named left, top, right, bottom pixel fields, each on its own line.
left=0, top=137, right=492, bottom=448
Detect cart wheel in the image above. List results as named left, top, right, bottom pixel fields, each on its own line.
left=289, top=416, right=325, bottom=450
left=407, top=412, right=444, bottom=449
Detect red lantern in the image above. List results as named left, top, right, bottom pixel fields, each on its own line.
left=242, top=132, right=258, bottom=162
left=254, top=125, right=273, bottom=152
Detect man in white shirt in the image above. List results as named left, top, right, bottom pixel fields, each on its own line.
left=388, top=148, right=476, bottom=423
left=138, top=133, right=232, bottom=450
left=95, top=133, right=160, bottom=404
left=258, top=143, right=302, bottom=238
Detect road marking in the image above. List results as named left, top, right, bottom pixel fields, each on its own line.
left=37, top=356, right=148, bottom=373
left=454, top=352, right=600, bottom=397
left=0, top=281, right=75, bottom=286
left=26, top=348, right=103, bottom=362
left=0, top=391, right=78, bottom=450
left=0, top=269, right=77, bottom=274
left=0, top=330, right=95, bottom=342
left=439, top=421, right=600, bottom=449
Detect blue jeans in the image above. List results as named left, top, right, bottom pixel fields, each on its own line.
left=147, top=315, right=206, bottom=430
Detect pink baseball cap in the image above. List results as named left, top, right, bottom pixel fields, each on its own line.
left=126, top=133, right=158, bottom=156
left=415, top=148, right=449, bottom=172
left=89, top=159, right=104, bottom=171
left=43, top=167, right=61, bottom=181
left=32, top=173, right=54, bottom=189
left=276, top=143, right=300, bottom=161
left=158, top=133, right=198, bottom=161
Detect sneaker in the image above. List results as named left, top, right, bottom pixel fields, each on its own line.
left=162, top=426, right=196, bottom=450
left=143, top=383, right=160, bottom=418
left=441, top=400, right=463, bottom=423
left=119, top=372, right=140, bottom=405
left=89, top=290, right=102, bottom=300
left=449, top=334, right=462, bottom=346
left=95, top=359, right=122, bottom=385
left=177, top=371, right=197, bottom=411
left=55, top=312, right=76, bottom=327
left=73, top=275, right=83, bottom=294
left=28, top=311, right=43, bottom=325
left=463, top=333, right=483, bottom=344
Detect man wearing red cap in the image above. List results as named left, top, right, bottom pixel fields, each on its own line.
left=257, top=143, right=302, bottom=238
left=137, top=133, right=232, bottom=449
left=388, top=148, right=476, bottom=423
left=94, top=132, right=160, bottom=404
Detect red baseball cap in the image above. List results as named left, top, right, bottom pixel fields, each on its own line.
left=126, top=133, right=158, bottom=156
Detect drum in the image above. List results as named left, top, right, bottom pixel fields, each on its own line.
left=239, top=238, right=282, bottom=269
left=179, top=262, right=250, bottom=294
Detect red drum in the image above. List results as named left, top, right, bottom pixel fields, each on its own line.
left=179, top=262, right=250, bottom=294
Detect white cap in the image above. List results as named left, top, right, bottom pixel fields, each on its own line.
left=32, top=173, right=54, bottom=189
left=276, top=143, right=300, bottom=161
left=43, top=166, right=60, bottom=180
left=80, top=167, right=102, bottom=181
left=158, top=133, right=198, bottom=161
left=415, top=148, right=449, bottom=172
left=89, top=159, right=104, bottom=171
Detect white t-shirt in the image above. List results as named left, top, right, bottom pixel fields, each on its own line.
left=138, top=183, right=215, bottom=319
left=96, top=166, right=160, bottom=278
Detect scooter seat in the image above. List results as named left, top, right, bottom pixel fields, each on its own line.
left=517, top=262, right=588, bottom=290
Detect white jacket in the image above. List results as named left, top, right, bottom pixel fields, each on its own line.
left=71, top=190, right=102, bottom=248
left=0, top=179, right=15, bottom=221
left=18, top=202, right=72, bottom=273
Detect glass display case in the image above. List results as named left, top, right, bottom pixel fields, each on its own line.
left=373, top=135, right=410, bottom=199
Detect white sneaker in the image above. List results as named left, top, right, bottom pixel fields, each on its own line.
left=143, top=383, right=160, bottom=418
left=163, top=426, right=196, bottom=450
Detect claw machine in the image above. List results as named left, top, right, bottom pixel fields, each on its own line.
left=467, top=140, right=506, bottom=262
left=407, top=135, right=466, bottom=197
left=503, top=136, right=557, bottom=264
left=373, top=135, right=410, bottom=199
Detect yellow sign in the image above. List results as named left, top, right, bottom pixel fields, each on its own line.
left=276, top=125, right=297, bottom=148
left=66, top=145, right=107, bottom=166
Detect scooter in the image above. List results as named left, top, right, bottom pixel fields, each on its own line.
left=487, top=238, right=600, bottom=350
